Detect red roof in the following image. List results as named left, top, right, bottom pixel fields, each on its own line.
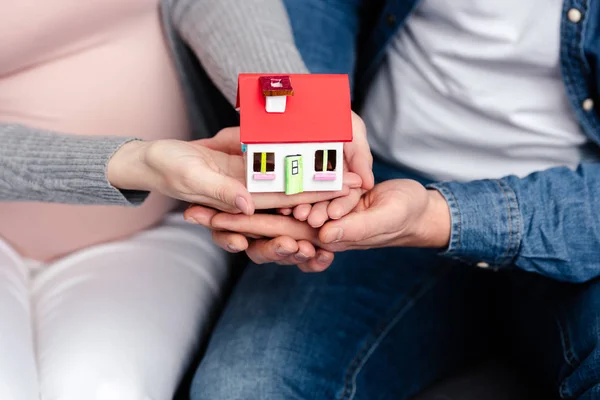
left=236, top=74, right=352, bottom=144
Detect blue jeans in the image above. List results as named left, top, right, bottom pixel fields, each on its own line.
left=190, top=161, right=600, bottom=399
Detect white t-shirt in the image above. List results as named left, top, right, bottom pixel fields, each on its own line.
left=362, top=0, right=589, bottom=182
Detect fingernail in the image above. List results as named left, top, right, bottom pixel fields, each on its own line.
left=348, top=179, right=362, bottom=188
left=317, top=253, right=331, bottom=264
left=275, top=246, right=295, bottom=257
left=227, top=244, right=241, bottom=253
left=235, top=196, right=250, bottom=215
left=328, top=206, right=342, bottom=220
left=185, top=216, right=199, bottom=224
left=295, top=253, right=310, bottom=262
left=323, top=228, right=343, bottom=243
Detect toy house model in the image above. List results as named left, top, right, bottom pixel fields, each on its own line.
left=236, top=74, right=352, bottom=195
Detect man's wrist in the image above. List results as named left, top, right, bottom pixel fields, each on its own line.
left=417, top=189, right=452, bottom=249
left=107, top=140, right=152, bottom=191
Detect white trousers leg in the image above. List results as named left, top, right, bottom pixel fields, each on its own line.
left=0, top=242, right=38, bottom=400
left=0, top=214, right=229, bottom=400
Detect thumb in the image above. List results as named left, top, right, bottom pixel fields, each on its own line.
left=345, top=113, right=375, bottom=189
left=319, top=206, right=386, bottom=244
left=198, top=169, right=255, bottom=215
left=347, top=148, right=374, bottom=190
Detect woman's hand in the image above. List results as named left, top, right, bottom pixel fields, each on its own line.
left=107, top=136, right=255, bottom=214
left=107, top=128, right=361, bottom=214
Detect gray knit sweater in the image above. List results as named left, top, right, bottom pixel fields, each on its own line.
left=0, top=0, right=308, bottom=205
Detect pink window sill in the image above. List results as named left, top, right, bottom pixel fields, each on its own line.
left=253, top=173, right=276, bottom=181
left=314, top=172, right=337, bottom=181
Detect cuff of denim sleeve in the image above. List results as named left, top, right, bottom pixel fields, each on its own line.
left=426, top=179, right=522, bottom=268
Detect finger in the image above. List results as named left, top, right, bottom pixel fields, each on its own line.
left=184, top=205, right=268, bottom=238
left=295, top=240, right=317, bottom=264
left=275, top=240, right=317, bottom=265
left=297, top=249, right=335, bottom=273
left=296, top=263, right=316, bottom=273
left=327, top=188, right=364, bottom=220
left=345, top=112, right=375, bottom=190
left=210, top=213, right=319, bottom=243
left=343, top=172, right=363, bottom=189
left=193, top=127, right=242, bottom=155
left=252, top=185, right=350, bottom=210
left=293, top=204, right=312, bottom=221
left=320, top=206, right=385, bottom=245
left=212, top=230, right=249, bottom=253
left=275, top=257, right=303, bottom=266
left=195, top=169, right=255, bottom=215
left=246, top=236, right=299, bottom=265
left=307, top=201, right=330, bottom=228
left=277, top=208, right=293, bottom=216
left=183, top=205, right=219, bottom=227
left=242, top=233, right=264, bottom=240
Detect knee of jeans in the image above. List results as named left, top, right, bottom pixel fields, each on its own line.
left=191, top=363, right=290, bottom=400
left=190, top=349, right=307, bottom=400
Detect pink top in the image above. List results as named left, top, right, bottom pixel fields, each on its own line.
left=0, top=0, right=191, bottom=261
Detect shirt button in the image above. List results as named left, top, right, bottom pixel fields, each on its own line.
left=583, top=98, right=595, bottom=111
left=386, top=14, right=397, bottom=26
left=568, top=8, right=583, bottom=23
left=476, top=261, right=490, bottom=269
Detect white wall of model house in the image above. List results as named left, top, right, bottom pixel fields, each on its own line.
left=245, top=142, right=344, bottom=193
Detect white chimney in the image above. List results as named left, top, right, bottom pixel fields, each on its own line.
left=266, top=96, right=287, bottom=113
left=260, top=76, right=294, bottom=114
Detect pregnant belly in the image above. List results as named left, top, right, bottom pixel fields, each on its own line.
left=0, top=11, right=191, bottom=261
left=0, top=194, right=179, bottom=262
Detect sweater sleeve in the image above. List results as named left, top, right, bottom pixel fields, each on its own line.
left=0, top=0, right=307, bottom=205
left=168, top=0, right=309, bottom=105
left=0, top=125, right=148, bottom=205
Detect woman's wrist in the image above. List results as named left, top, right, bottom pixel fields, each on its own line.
left=107, top=140, right=153, bottom=191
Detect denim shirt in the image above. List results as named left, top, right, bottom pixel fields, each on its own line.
left=284, top=0, right=600, bottom=282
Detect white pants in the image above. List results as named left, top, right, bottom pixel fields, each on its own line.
left=0, top=214, right=229, bottom=400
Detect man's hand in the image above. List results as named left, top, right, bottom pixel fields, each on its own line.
left=345, top=111, right=374, bottom=190
left=185, top=179, right=452, bottom=271
left=278, top=187, right=365, bottom=228
left=318, top=180, right=451, bottom=250
left=276, top=111, right=373, bottom=227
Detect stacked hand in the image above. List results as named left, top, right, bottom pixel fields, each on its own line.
left=186, top=177, right=451, bottom=271
left=183, top=112, right=452, bottom=272
left=108, top=111, right=451, bottom=272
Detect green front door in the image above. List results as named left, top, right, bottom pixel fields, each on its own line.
left=285, top=155, right=303, bottom=195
